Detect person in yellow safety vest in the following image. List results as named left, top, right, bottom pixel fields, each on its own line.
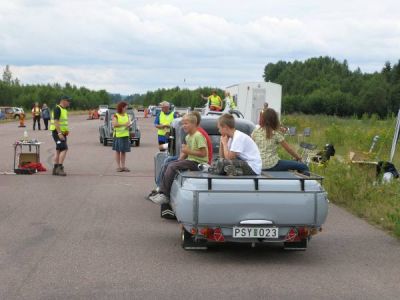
left=223, top=91, right=237, bottom=110
left=31, top=102, right=42, bottom=130
left=154, top=101, right=178, bottom=151
left=112, top=101, right=132, bottom=172
left=50, top=95, right=71, bottom=176
left=201, top=90, right=222, bottom=111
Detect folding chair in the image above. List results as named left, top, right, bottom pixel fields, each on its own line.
left=288, top=127, right=296, bottom=136
left=303, top=127, right=311, bottom=137
left=299, top=142, right=318, bottom=166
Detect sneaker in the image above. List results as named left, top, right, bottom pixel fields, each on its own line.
left=56, top=165, right=67, bottom=176
left=147, top=189, right=158, bottom=199
left=149, top=193, right=169, bottom=205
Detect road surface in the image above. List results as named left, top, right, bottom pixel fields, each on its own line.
left=0, top=114, right=399, bottom=299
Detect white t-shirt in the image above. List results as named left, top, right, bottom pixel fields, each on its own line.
left=228, top=130, right=262, bottom=175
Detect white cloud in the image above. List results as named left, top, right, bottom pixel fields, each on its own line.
left=1, top=0, right=399, bottom=93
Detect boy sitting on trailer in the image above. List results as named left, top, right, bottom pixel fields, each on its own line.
left=218, top=114, right=262, bottom=175
left=149, top=113, right=209, bottom=205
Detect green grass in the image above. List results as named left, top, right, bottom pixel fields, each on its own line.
left=282, top=114, right=400, bottom=238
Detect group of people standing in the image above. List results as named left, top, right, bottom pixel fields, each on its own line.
left=148, top=104, right=308, bottom=206
left=31, top=102, right=51, bottom=130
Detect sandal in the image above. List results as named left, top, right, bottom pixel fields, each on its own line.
left=116, top=167, right=124, bottom=172
left=122, top=167, right=130, bottom=172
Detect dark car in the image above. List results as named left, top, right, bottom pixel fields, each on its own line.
left=99, top=107, right=141, bottom=147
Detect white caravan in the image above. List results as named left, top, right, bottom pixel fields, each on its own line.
left=225, top=82, right=282, bottom=124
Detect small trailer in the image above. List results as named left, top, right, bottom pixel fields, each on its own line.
left=225, top=81, right=282, bottom=124
left=154, top=116, right=329, bottom=251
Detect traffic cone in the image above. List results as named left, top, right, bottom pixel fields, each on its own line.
left=18, top=113, right=26, bottom=127
left=144, top=108, right=148, bottom=118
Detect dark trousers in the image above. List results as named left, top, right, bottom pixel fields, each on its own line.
left=160, top=160, right=199, bottom=197
left=33, top=116, right=41, bottom=130
left=264, top=159, right=310, bottom=175
left=43, top=118, right=49, bottom=130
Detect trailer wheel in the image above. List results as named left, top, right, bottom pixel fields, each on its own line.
left=103, top=137, right=108, bottom=146
left=135, top=140, right=140, bottom=147
left=100, top=136, right=103, bottom=144
left=181, top=228, right=207, bottom=251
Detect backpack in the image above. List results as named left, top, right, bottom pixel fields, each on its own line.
left=208, top=158, right=245, bottom=176
left=376, top=161, right=399, bottom=178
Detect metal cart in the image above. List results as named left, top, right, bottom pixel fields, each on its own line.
left=13, top=141, right=41, bottom=172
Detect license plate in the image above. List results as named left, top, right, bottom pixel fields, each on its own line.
left=233, top=227, right=279, bottom=238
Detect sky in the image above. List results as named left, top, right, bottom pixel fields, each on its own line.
left=1, top=0, right=399, bottom=94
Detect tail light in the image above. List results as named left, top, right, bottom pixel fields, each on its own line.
left=130, top=132, right=135, bottom=138
left=199, top=227, right=225, bottom=242
left=285, top=226, right=310, bottom=242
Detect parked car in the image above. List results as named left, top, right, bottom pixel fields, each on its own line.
left=97, top=105, right=109, bottom=117
left=174, top=106, right=191, bottom=117
left=137, top=106, right=145, bottom=112
left=154, top=116, right=329, bottom=251
left=99, top=107, right=141, bottom=146
left=0, top=106, right=24, bottom=119
left=151, top=106, right=162, bottom=117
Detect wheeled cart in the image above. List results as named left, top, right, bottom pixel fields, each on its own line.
left=13, top=141, right=41, bottom=172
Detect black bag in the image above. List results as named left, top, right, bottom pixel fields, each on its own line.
left=376, top=161, right=399, bottom=178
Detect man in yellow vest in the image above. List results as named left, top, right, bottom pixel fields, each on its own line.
left=201, top=90, right=222, bottom=111
left=50, top=96, right=71, bottom=176
left=154, top=101, right=177, bottom=151
left=31, top=102, right=42, bottom=130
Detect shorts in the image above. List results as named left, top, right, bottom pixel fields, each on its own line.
left=52, top=130, right=68, bottom=151
left=158, top=135, right=168, bottom=145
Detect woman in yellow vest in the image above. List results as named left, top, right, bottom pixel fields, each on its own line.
left=31, top=102, right=42, bottom=130
left=201, top=90, right=222, bottom=111
left=112, top=101, right=131, bottom=172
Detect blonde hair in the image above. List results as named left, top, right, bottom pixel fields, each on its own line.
left=182, top=113, right=197, bottom=125
left=191, top=111, right=201, bottom=126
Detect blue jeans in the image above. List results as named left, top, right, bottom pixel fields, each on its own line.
left=156, top=155, right=178, bottom=186
left=264, top=160, right=310, bottom=175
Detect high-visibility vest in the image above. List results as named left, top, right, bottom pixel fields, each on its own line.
left=33, top=107, right=40, bottom=116
left=114, top=113, right=130, bottom=138
left=208, top=95, right=222, bottom=107
left=50, top=105, right=69, bottom=133
left=157, top=111, right=174, bottom=136
left=225, top=96, right=236, bottom=109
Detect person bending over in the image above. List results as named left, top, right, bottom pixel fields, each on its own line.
left=252, top=108, right=309, bottom=175
left=149, top=113, right=209, bottom=204
left=218, top=114, right=262, bottom=175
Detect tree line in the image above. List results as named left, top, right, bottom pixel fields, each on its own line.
left=3, top=56, right=400, bottom=117
left=0, top=65, right=110, bottom=110
left=263, top=56, right=400, bottom=117
left=133, top=87, right=224, bottom=108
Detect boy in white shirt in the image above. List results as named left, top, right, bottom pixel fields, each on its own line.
left=218, top=114, right=262, bottom=175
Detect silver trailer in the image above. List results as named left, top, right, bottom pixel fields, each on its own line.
left=155, top=116, right=329, bottom=250
left=170, top=171, right=328, bottom=250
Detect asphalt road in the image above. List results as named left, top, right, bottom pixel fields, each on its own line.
left=0, top=114, right=399, bottom=300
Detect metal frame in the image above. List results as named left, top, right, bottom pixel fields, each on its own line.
left=177, top=171, right=325, bottom=242
left=179, top=171, right=323, bottom=192
left=13, top=142, right=41, bottom=171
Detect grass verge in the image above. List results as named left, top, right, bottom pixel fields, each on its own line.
left=283, top=114, right=400, bottom=238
